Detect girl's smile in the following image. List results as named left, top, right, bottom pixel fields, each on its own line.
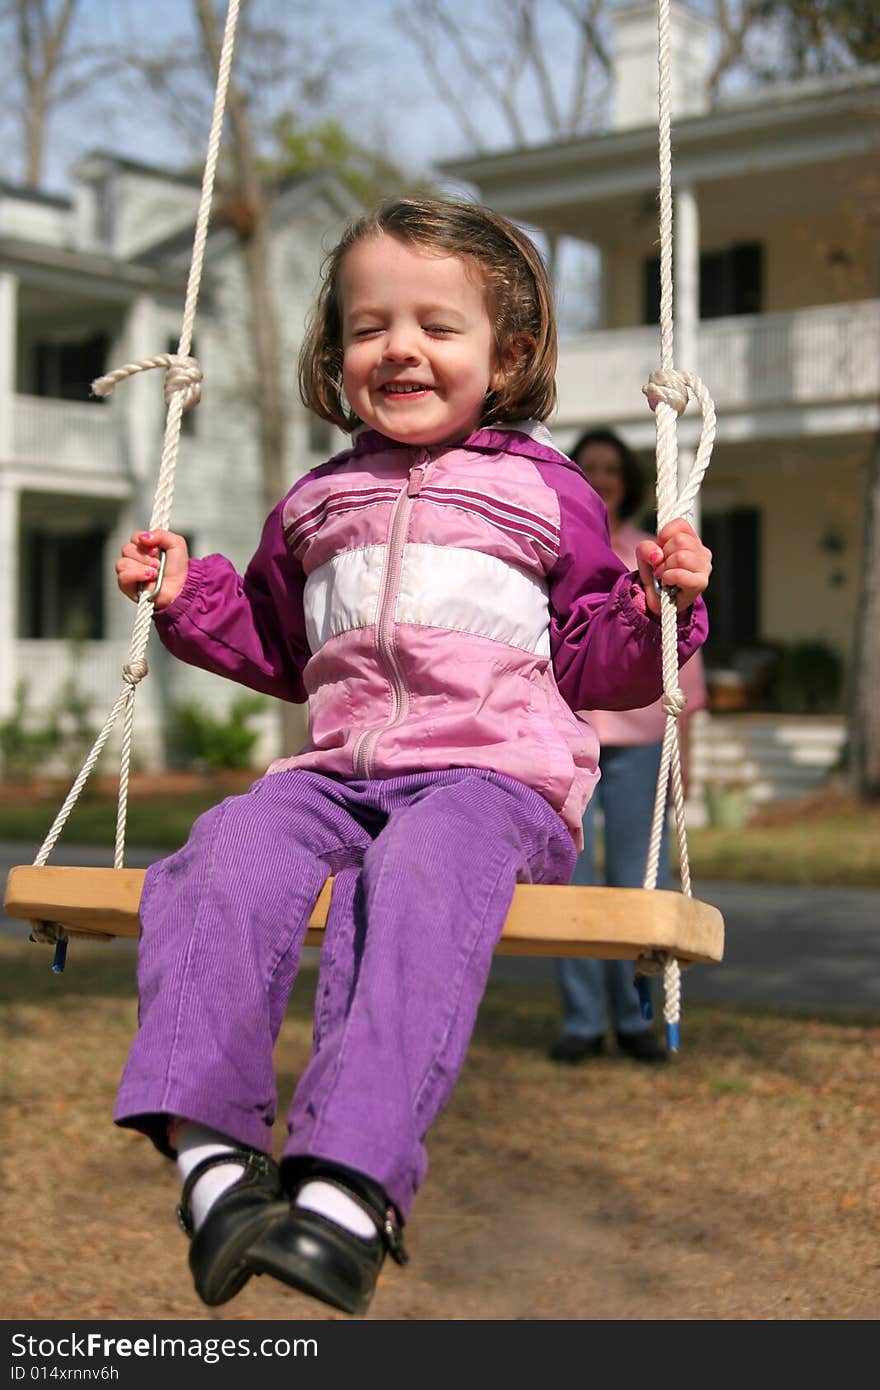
left=339, top=233, right=503, bottom=446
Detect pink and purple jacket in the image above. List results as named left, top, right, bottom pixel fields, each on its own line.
left=153, top=422, right=708, bottom=844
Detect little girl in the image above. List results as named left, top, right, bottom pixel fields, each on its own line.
left=114, top=197, right=711, bottom=1317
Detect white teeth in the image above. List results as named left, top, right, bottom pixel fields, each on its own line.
left=385, top=384, right=425, bottom=393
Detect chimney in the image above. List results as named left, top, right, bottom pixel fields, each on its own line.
left=611, top=0, right=712, bottom=132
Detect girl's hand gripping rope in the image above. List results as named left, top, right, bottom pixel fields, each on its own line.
left=117, top=528, right=190, bottom=610
left=635, top=517, right=712, bottom=617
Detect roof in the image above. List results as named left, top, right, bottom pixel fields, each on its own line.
left=132, top=168, right=364, bottom=268
left=74, top=150, right=203, bottom=187
left=438, top=64, right=880, bottom=243
left=0, top=180, right=70, bottom=209
left=440, top=63, right=880, bottom=181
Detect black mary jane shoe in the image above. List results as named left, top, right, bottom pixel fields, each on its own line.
left=247, top=1169, right=409, bottom=1317
left=178, top=1149, right=289, bottom=1307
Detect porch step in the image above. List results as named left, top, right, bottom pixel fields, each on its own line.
left=691, top=713, right=846, bottom=809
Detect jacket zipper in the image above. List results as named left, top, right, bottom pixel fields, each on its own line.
left=352, top=450, right=431, bottom=778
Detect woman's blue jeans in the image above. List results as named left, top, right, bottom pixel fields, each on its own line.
left=555, top=741, right=670, bottom=1039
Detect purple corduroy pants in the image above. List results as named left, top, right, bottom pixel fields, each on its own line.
left=114, top=766, right=575, bottom=1217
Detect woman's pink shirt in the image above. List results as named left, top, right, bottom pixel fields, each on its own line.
left=580, top=522, right=709, bottom=745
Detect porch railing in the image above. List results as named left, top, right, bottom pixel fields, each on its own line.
left=13, top=639, right=131, bottom=715
left=11, top=394, right=122, bottom=475
left=555, top=298, right=880, bottom=426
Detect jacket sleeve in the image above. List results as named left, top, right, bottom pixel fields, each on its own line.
left=542, top=463, right=709, bottom=712
left=152, top=497, right=310, bottom=703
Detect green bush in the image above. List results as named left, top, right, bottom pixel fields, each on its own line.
left=55, top=674, right=99, bottom=779
left=765, top=640, right=843, bottom=713
left=172, top=694, right=266, bottom=771
left=0, top=681, right=62, bottom=780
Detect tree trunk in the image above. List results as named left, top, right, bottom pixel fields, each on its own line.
left=193, top=0, right=302, bottom=757
left=15, top=0, right=80, bottom=188
left=24, top=77, right=48, bottom=185
left=847, top=429, right=880, bottom=799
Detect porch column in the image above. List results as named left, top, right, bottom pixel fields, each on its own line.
left=0, top=271, right=16, bottom=461
left=0, top=272, right=19, bottom=721
left=109, top=291, right=159, bottom=638
left=0, top=476, right=18, bottom=721
left=594, top=245, right=609, bottom=329
left=674, top=183, right=700, bottom=527
left=124, top=293, right=160, bottom=493
left=119, top=292, right=170, bottom=770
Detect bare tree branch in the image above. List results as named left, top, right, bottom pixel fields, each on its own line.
left=396, top=10, right=489, bottom=151
left=395, top=0, right=611, bottom=150
left=519, top=1, right=563, bottom=135
left=399, top=0, right=529, bottom=147
left=192, top=0, right=287, bottom=511
left=13, top=0, right=78, bottom=184
left=192, top=0, right=307, bottom=755
left=709, top=0, right=764, bottom=93
left=558, top=0, right=609, bottom=131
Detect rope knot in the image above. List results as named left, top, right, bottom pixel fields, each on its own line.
left=163, top=355, right=203, bottom=412
left=662, top=686, right=687, bottom=717
left=123, top=657, right=149, bottom=686
left=91, top=352, right=203, bottom=413
left=643, top=369, right=689, bottom=416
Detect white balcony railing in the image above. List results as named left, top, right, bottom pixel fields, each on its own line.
left=9, top=393, right=223, bottom=486
left=556, top=298, right=880, bottom=426
left=10, top=300, right=879, bottom=474
left=13, top=640, right=132, bottom=715
left=11, top=394, right=122, bottom=475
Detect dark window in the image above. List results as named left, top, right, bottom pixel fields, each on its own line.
left=700, top=507, right=761, bottom=660
left=20, top=528, right=107, bottom=640
left=643, top=242, right=763, bottom=323
left=32, top=333, right=109, bottom=401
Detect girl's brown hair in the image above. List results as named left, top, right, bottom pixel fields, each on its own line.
left=299, top=197, right=557, bottom=433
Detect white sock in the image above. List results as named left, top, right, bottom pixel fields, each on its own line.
left=175, top=1122, right=246, bottom=1231
left=296, top=1180, right=379, bottom=1238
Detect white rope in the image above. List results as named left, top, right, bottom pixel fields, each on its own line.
left=29, top=0, right=242, bottom=945
left=634, top=0, right=717, bottom=1042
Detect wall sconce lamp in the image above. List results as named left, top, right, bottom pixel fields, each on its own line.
left=819, top=527, right=846, bottom=556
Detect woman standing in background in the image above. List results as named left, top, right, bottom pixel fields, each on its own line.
left=549, top=429, right=709, bottom=1065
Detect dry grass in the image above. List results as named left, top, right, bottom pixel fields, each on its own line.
left=2, top=940, right=878, bottom=1322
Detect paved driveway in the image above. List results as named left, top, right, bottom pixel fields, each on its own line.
left=491, top=877, right=880, bottom=1014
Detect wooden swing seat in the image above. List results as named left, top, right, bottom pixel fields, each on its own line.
left=4, top=865, right=723, bottom=962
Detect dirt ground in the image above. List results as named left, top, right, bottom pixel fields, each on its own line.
left=2, top=939, right=878, bottom=1323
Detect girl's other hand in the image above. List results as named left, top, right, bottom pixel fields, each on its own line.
left=116, top=528, right=190, bottom=610
left=635, top=518, right=712, bottom=616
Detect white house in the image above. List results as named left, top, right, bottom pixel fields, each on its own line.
left=2, top=3, right=874, bottom=813
left=440, top=0, right=878, bottom=805
left=0, top=154, right=360, bottom=774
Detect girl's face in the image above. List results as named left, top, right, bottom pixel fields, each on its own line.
left=339, top=233, right=503, bottom=447
left=577, top=441, right=626, bottom=525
